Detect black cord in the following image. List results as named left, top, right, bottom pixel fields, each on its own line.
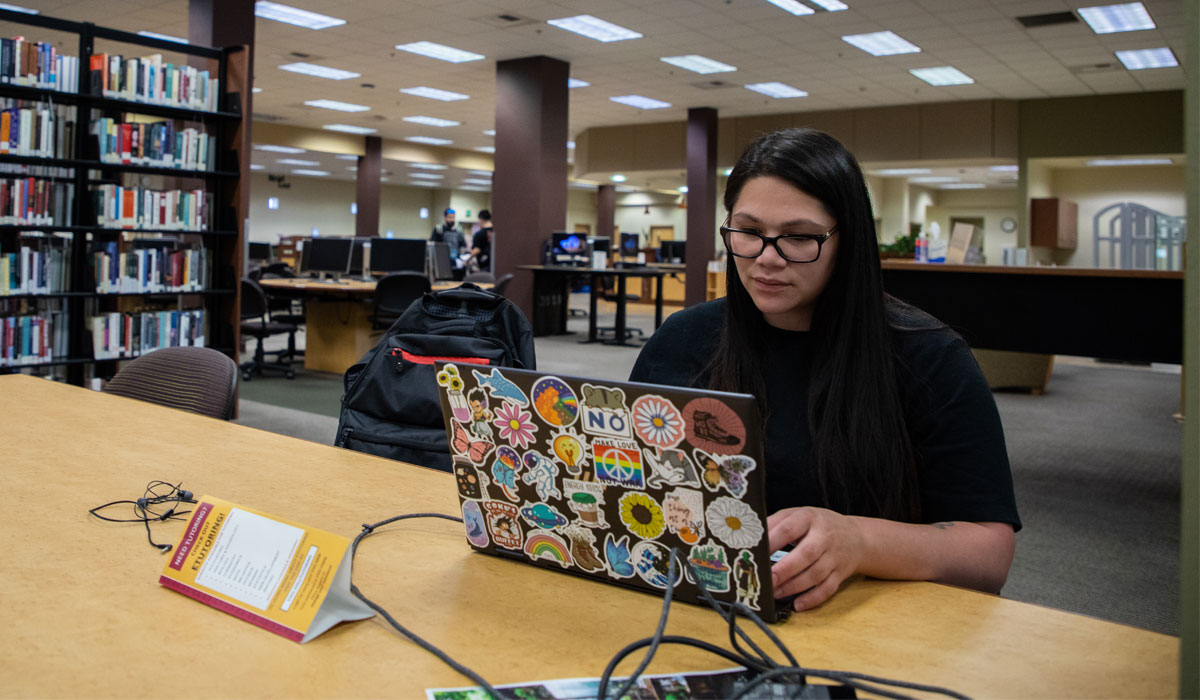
left=348, top=513, right=501, bottom=699
left=88, top=480, right=196, bottom=553
left=598, top=549, right=679, bottom=700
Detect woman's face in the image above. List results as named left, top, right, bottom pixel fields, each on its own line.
left=728, top=175, right=838, bottom=331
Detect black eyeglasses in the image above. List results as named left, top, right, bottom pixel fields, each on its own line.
left=720, top=221, right=838, bottom=263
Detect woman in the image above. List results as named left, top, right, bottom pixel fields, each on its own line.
left=629, top=128, right=1019, bottom=612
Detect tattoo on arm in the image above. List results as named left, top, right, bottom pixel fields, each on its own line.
left=930, top=522, right=956, bottom=530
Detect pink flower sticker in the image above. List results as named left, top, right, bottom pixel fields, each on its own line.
left=632, top=394, right=684, bottom=449
left=493, top=400, right=538, bottom=450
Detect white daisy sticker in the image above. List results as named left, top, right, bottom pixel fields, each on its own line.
left=705, top=496, right=764, bottom=550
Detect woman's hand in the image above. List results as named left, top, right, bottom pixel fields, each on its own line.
left=767, top=506, right=866, bottom=611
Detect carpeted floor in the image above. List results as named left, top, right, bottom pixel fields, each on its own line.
left=234, top=305, right=1183, bottom=636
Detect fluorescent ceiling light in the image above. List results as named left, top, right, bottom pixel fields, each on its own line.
left=460, top=186, right=491, bottom=192
left=875, top=168, right=931, bottom=176
left=409, top=181, right=438, bottom=187
left=567, top=141, right=576, bottom=149
left=137, top=30, right=186, bottom=43
left=407, top=136, right=454, bottom=146
left=910, top=66, right=974, bottom=86
left=568, top=78, right=590, bottom=88
left=395, top=41, right=484, bottom=63
left=909, top=176, right=960, bottom=184
left=842, top=31, right=921, bottom=56
left=409, top=163, right=447, bottom=170
left=254, top=144, right=305, bottom=154
left=305, top=99, right=370, bottom=112
left=1115, top=47, right=1178, bottom=70
left=0, top=4, right=38, bottom=13
left=345, top=166, right=357, bottom=172
left=463, top=178, right=493, bottom=186
left=940, top=183, right=985, bottom=189
left=547, top=15, right=643, bottom=42
left=279, top=62, right=360, bottom=80
left=615, top=185, right=637, bottom=193
left=400, top=86, right=470, bottom=101
left=252, top=87, right=263, bottom=93
left=475, top=146, right=496, bottom=153
left=745, top=82, right=808, bottom=98
left=1078, top=2, right=1155, bottom=33
left=323, top=124, right=378, bottom=134
left=468, top=170, right=493, bottom=176
left=291, top=169, right=330, bottom=176
left=249, top=163, right=265, bottom=170
left=610, top=95, right=671, bottom=109
left=809, top=0, right=848, bottom=9
left=570, top=181, right=598, bottom=190
left=403, top=115, right=461, bottom=127
left=380, top=177, right=390, bottom=182
left=277, top=158, right=319, bottom=166
left=660, top=55, right=737, bottom=74
left=678, top=186, right=689, bottom=193
left=336, top=154, right=358, bottom=161
left=409, top=173, right=444, bottom=180
left=1086, top=157, right=1173, bottom=166
left=764, top=0, right=814, bottom=16
left=482, top=130, right=496, bottom=136
left=611, top=174, right=627, bottom=182
left=255, top=1, right=345, bottom=29
left=990, top=165, right=1018, bottom=172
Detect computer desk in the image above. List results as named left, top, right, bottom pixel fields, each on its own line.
left=257, top=278, right=488, bottom=374
left=0, top=374, right=1178, bottom=698
left=518, top=265, right=667, bottom=346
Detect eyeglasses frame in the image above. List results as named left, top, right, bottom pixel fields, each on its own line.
left=719, top=220, right=839, bottom=263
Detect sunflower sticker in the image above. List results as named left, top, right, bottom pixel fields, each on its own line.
left=619, top=491, right=666, bottom=540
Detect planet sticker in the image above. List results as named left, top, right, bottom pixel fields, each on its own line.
left=531, top=376, right=580, bottom=428
left=519, top=502, right=569, bottom=530
left=683, top=397, right=746, bottom=455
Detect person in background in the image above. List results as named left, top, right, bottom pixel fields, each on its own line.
left=469, top=209, right=494, bottom=273
left=430, top=208, right=467, bottom=279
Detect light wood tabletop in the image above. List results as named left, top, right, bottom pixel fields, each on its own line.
left=257, top=278, right=485, bottom=294
left=0, top=374, right=1179, bottom=699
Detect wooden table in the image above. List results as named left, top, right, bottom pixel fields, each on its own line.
left=257, top=278, right=485, bottom=374
left=0, top=374, right=1179, bottom=698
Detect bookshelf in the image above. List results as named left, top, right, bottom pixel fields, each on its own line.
left=0, top=9, right=247, bottom=383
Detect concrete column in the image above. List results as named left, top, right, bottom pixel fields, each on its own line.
left=493, top=56, right=569, bottom=319
left=596, top=185, right=616, bottom=242
left=355, top=136, right=381, bottom=238
left=188, top=0, right=254, bottom=54
left=685, top=107, right=718, bottom=307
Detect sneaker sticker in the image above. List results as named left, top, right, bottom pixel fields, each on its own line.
left=683, top=397, right=746, bottom=455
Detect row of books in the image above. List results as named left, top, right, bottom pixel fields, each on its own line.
left=0, top=299, right=68, bottom=367
left=1, top=234, right=72, bottom=296
left=90, top=308, right=205, bottom=360
left=0, top=100, right=78, bottom=159
left=0, top=37, right=80, bottom=93
left=93, top=118, right=214, bottom=171
left=90, top=54, right=219, bottom=112
left=92, top=184, right=210, bottom=230
left=0, top=177, right=75, bottom=226
left=91, top=241, right=210, bottom=293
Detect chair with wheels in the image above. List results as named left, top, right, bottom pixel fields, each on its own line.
left=240, top=278, right=298, bottom=380
left=261, top=271, right=305, bottom=364
left=492, top=273, right=514, bottom=297
left=371, top=272, right=431, bottom=330
left=103, top=346, right=239, bottom=420
left=464, top=271, right=495, bottom=284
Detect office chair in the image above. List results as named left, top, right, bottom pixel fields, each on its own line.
left=240, top=278, right=298, bottom=380
left=103, top=346, right=239, bottom=420
left=492, top=273, right=514, bottom=297
left=463, top=271, right=495, bottom=284
left=371, top=272, right=431, bottom=330
left=261, top=271, right=305, bottom=364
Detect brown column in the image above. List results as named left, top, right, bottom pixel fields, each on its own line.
left=189, top=0, right=254, bottom=53
left=596, top=184, right=616, bottom=242
left=493, top=56, right=569, bottom=320
left=685, top=107, right=718, bottom=307
left=355, top=136, right=382, bottom=237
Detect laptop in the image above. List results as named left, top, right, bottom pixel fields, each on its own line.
left=433, top=363, right=784, bottom=622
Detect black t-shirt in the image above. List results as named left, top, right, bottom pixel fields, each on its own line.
left=472, top=227, right=492, bottom=268
left=629, top=298, right=1021, bottom=529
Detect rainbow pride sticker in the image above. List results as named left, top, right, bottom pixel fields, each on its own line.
left=592, top=437, right=644, bottom=489
left=523, top=531, right=572, bottom=568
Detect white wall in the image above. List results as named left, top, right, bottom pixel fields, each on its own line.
left=924, top=188, right=1020, bottom=265
left=567, top=189, right=598, bottom=233
left=614, top=191, right=687, bottom=242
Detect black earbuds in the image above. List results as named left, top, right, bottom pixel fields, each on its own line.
left=89, top=481, right=198, bottom=553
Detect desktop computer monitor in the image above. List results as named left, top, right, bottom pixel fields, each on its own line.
left=370, top=238, right=426, bottom=274
left=660, top=240, right=686, bottom=263
left=348, top=238, right=369, bottom=276
left=589, top=236, right=611, bottom=256
left=248, top=242, right=271, bottom=262
left=619, top=232, right=639, bottom=257
left=306, top=238, right=353, bottom=277
left=551, top=232, right=587, bottom=265
left=430, top=241, right=454, bottom=280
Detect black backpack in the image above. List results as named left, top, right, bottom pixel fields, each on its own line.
left=335, top=283, right=536, bottom=471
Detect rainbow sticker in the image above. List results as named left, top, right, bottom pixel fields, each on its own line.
left=592, top=438, right=644, bottom=489
left=531, top=376, right=580, bottom=428
left=523, top=531, right=572, bottom=568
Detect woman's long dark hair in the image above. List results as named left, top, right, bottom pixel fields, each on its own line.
left=707, top=128, right=921, bottom=522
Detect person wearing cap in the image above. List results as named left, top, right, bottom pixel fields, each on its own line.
left=430, top=208, right=467, bottom=257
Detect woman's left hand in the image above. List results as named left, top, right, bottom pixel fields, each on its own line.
left=767, top=507, right=866, bottom=611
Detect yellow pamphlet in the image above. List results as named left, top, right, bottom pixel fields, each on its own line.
left=159, top=495, right=373, bottom=643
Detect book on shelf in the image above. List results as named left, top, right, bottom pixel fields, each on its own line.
left=92, top=184, right=210, bottom=230
left=92, top=117, right=214, bottom=170
left=0, top=37, right=79, bottom=93
left=90, top=308, right=205, bottom=360
left=91, top=239, right=210, bottom=293
left=0, top=177, right=75, bottom=226
left=0, top=297, right=67, bottom=367
left=0, top=99, right=78, bottom=159
left=89, top=53, right=219, bottom=112
left=1, top=232, right=72, bottom=295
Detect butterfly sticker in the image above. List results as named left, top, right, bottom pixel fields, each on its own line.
left=693, top=449, right=756, bottom=498
left=452, top=421, right=495, bottom=464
